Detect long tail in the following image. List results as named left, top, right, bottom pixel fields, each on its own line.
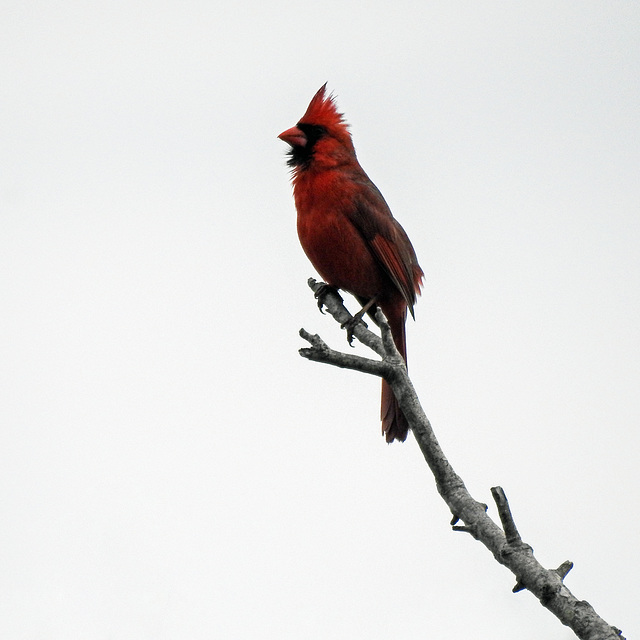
left=381, top=309, right=409, bottom=443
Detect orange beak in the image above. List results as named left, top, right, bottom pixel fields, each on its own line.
left=278, top=126, right=307, bottom=147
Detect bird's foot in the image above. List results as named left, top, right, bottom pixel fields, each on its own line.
left=340, top=296, right=378, bottom=345
left=340, top=313, right=368, bottom=346
left=314, top=283, right=342, bottom=314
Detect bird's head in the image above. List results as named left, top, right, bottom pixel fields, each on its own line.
left=278, top=84, right=355, bottom=170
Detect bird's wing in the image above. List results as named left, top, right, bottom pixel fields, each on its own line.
left=348, top=179, right=420, bottom=316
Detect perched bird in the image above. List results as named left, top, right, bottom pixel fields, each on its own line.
left=279, top=84, right=423, bottom=442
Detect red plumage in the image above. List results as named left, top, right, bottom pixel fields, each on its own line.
left=279, top=84, right=423, bottom=442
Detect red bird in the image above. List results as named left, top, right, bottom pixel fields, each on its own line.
left=279, top=84, right=423, bottom=442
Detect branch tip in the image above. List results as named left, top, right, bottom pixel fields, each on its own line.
left=299, top=328, right=327, bottom=349
left=513, top=580, right=526, bottom=593
left=555, top=560, right=574, bottom=581
left=491, top=486, right=522, bottom=545
left=452, top=523, right=480, bottom=539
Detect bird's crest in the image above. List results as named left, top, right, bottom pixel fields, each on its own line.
left=299, top=83, right=350, bottom=138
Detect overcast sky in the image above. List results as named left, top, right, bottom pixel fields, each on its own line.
left=1, top=2, right=638, bottom=638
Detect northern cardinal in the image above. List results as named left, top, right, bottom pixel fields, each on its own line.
left=279, top=84, right=423, bottom=442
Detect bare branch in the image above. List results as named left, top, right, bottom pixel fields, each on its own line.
left=299, top=279, right=625, bottom=640
left=298, top=328, right=388, bottom=377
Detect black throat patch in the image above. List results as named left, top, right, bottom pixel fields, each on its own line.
left=286, top=123, right=327, bottom=168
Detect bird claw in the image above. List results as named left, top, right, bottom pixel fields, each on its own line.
left=340, top=312, right=368, bottom=346
left=312, top=281, right=367, bottom=345
left=313, top=283, right=342, bottom=314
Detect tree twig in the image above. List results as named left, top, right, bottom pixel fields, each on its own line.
left=299, top=279, right=625, bottom=640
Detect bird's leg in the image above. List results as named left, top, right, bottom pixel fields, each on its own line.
left=313, top=282, right=343, bottom=314
left=341, top=296, right=378, bottom=346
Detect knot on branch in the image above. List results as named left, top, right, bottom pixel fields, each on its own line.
left=452, top=523, right=481, bottom=539
left=450, top=502, right=488, bottom=538
left=540, top=581, right=563, bottom=605
left=554, top=560, right=574, bottom=581
left=491, top=486, right=524, bottom=547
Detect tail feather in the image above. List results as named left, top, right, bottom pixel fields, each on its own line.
left=381, top=380, right=408, bottom=442
left=380, top=307, right=409, bottom=443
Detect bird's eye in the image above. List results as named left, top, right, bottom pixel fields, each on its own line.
left=298, top=123, right=327, bottom=144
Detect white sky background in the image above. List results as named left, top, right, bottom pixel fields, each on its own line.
left=1, top=1, right=638, bottom=638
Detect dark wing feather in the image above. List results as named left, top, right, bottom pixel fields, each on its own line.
left=347, top=176, right=421, bottom=315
